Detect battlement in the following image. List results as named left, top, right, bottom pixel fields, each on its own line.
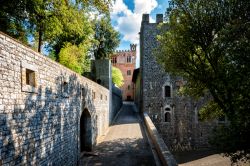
left=115, top=50, right=130, bottom=53
left=142, top=14, right=163, bottom=24
left=115, top=44, right=137, bottom=53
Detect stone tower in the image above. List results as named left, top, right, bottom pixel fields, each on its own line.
left=139, top=14, right=220, bottom=150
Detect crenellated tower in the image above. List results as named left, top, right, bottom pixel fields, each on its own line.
left=111, top=45, right=137, bottom=101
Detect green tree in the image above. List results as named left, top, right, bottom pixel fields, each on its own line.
left=93, top=16, right=120, bottom=59
left=58, top=43, right=90, bottom=74
left=0, top=0, right=115, bottom=74
left=0, top=0, right=113, bottom=52
left=0, top=0, right=29, bottom=44
left=157, top=0, right=250, bottom=162
left=112, top=67, right=124, bottom=87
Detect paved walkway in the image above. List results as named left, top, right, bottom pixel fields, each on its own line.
left=80, top=103, right=156, bottom=166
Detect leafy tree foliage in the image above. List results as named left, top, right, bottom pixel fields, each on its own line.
left=0, top=0, right=30, bottom=44
left=93, top=16, right=120, bottom=59
left=0, top=0, right=116, bottom=74
left=157, top=0, right=250, bottom=162
left=58, top=43, right=90, bottom=74
left=112, top=67, right=124, bottom=87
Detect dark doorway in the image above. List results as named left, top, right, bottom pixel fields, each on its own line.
left=80, top=108, right=92, bottom=152
left=127, top=96, right=131, bottom=101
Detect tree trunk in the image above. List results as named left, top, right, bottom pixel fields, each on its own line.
left=38, top=27, right=42, bottom=53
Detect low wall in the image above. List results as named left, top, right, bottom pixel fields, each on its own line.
left=0, top=32, right=110, bottom=165
left=143, top=113, right=178, bottom=166
left=111, top=84, right=123, bottom=120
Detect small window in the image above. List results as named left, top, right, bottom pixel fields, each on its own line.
left=111, top=57, right=117, bottom=64
left=127, top=70, right=131, bottom=75
left=165, top=85, right=171, bottom=97
left=127, top=56, right=132, bottom=63
left=21, top=61, right=38, bottom=93
left=92, top=91, right=96, bottom=99
left=26, top=69, right=36, bottom=87
left=128, top=85, right=130, bottom=90
left=105, top=95, right=107, bottom=100
left=100, top=94, right=103, bottom=100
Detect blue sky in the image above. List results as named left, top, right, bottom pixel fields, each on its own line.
left=111, top=0, right=169, bottom=50
left=110, top=0, right=169, bottom=67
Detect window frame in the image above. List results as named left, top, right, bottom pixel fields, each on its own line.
left=163, top=106, right=171, bottom=123
left=162, top=82, right=172, bottom=98
left=127, top=70, right=131, bottom=76
left=127, top=56, right=132, bottom=63
left=21, top=61, right=38, bottom=93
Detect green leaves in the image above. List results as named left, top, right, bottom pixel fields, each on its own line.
left=158, top=0, right=250, bottom=160
left=58, top=43, right=90, bottom=74
left=93, top=16, right=120, bottom=59
left=112, top=67, right=124, bottom=88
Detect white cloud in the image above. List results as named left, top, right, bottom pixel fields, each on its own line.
left=134, top=0, right=158, bottom=14
left=111, top=0, right=158, bottom=44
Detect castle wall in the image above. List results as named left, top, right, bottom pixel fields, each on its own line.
left=0, top=32, right=110, bottom=165
left=139, top=14, right=219, bottom=151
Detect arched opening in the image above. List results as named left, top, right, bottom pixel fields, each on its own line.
left=80, top=108, right=92, bottom=152
left=164, top=108, right=171, bottom=122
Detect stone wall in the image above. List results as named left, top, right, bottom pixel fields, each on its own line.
left=132, top=68, right=141, bottom=111
left=139, top=14, right=219, bottom=151
left=0, top=32, right=110, bottom=165
left=111, top=84, right=123, bottom=120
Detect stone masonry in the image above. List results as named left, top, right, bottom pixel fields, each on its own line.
left=0, top=32, right=110, bottom=165
left=139, top=14, right=222, bottom=151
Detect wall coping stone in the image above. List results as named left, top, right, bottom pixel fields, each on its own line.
left=0, top=31, right=109, bottom=93
left=143, top=112, right=178, bottom=166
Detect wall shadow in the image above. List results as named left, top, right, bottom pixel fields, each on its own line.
left=81, top=138, right=155, bottom=166
left=1, top=73, right=99, bottom=165
left=79, top=103, right=156, bottom=166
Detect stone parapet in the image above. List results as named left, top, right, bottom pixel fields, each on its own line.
left=143, top=113, right=178, bottom=166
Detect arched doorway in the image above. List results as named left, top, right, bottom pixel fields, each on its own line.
left=80, top=108, right=92, bottom=152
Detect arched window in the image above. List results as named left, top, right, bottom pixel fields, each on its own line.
left=165, top=85, right=171, bottom=97
left=164, top=108, right=171, bottom=122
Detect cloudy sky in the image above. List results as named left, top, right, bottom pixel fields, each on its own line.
left=111, top=0, right=169, bottom=50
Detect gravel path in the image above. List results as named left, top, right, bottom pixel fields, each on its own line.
left=80, top=103, right=155, bottom=166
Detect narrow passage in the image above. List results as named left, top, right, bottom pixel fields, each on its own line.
left=80, top=102, right=156, bottom=166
